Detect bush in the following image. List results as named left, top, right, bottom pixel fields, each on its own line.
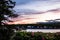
left=13, top=32, right=60, bottom=40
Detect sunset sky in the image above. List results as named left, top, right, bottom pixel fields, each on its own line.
left=8, top=0, right=60, bottom=24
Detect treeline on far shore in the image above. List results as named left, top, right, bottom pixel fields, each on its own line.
left=1, top=23, right=60, bottom=29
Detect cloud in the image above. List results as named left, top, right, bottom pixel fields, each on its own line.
left=16, top=8, right=60, bottom=16
left=46, top=8, right=60, bottom=13
left=8, top=0, right=60, bottom=24
left=14, top=0, right=60, bottom=12
left=13, top=8, right=60, bottom=24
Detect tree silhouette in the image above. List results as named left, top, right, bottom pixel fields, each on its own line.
left=0, top=0, right=18, bottom=40
left=0, top=0, right=18, bottom=25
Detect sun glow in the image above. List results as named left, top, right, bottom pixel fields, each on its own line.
left=8, top=11, right=60, bottom=24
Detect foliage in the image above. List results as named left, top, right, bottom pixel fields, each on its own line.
left=13, top=32, right=60, bottom=40
left=0, top=0, right=18, bottom=25
left=0, top=0, right=18, bottom=40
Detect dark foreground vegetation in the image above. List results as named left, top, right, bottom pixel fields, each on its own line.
left=13, top=32, right=60, bottom=40
left=0, top=27, right=60, bottom=40
left=0, top=24, right=60, bottom=40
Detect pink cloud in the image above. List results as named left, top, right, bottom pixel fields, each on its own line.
left=7, top=8, right=60, bottom=24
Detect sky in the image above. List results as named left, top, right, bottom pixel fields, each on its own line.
left=8, top=0, right=60, bottom=24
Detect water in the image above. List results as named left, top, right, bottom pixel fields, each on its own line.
left=26, top=29, right=60, bottom=33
